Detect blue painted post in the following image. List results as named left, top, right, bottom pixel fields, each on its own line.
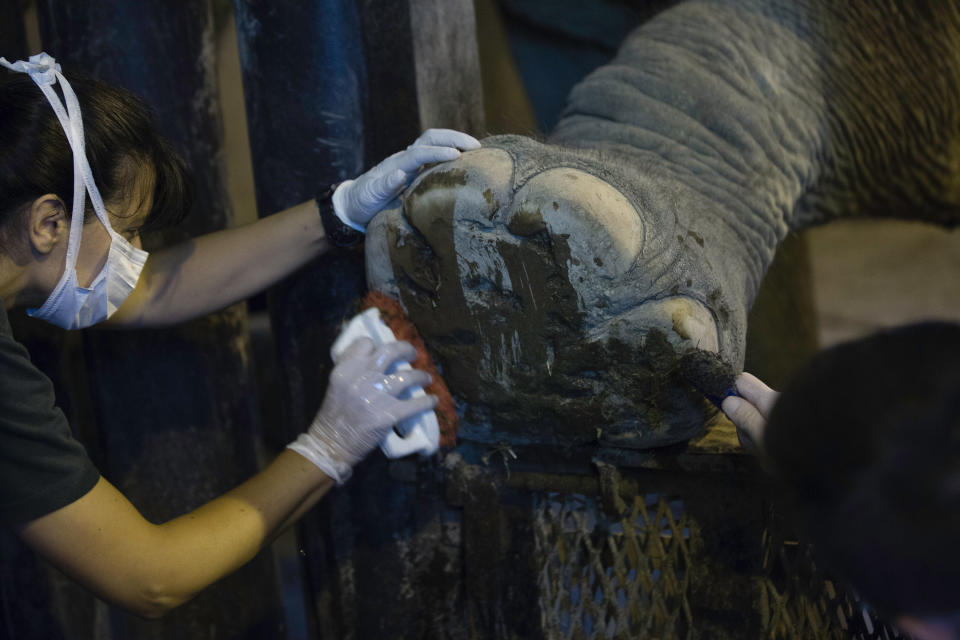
left=234, top=5, right=371, bottom=637
left=234, top=1, right=482, bottom=636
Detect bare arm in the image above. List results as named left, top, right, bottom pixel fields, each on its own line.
left=17, top=449, right=333, bottom=619
left=106, top=199, right=327, bottom=328
left=105, top=129, right=482, bottom=328
left=15, top=338, right=436, bottom=619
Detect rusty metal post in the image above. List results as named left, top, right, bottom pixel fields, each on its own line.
left=27, top=1, right=285, bottom=638
left=234, top=1, right=482, bottom=636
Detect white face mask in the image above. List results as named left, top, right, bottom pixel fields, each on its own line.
left=0, top=53, right=148, bottom=330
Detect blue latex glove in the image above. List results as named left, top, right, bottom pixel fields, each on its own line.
left=332, top=128, right=481, bottom=231
left=288, top=338, right=437, bottom=484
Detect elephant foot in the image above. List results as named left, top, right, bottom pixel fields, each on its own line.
left=366, top=145, right=724, bottom=448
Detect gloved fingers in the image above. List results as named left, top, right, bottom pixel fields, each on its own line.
left=389, top=144, right=462, bottom=174
left=411, top=128, right=482, bottom=151
left=370, top=340, right=418, bottom=373
left=388, top=393, right=439, bottom=424
left=721, top=395, right=766, bottom=450
left=338, top=336, right=376, bottom=363
left=374, top=370, right=432, bottom=396
left=364, top=168, right=408, bottom=202
left=734, top=372, right=779, bottom=419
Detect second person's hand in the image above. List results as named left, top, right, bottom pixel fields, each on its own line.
left=721, top=372, right=779, bottom=451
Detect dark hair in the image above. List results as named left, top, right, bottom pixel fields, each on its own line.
left=765, top=322, right=960, bottom=617
left=0, top=67, right=194, bottom=246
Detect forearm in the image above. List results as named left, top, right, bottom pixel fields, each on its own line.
left=107, top=128, right=480, bottom=328
left=19, top=449, right=333, bottom=618
left=150, top=450, right=332, bottom=609
left=108, top=199, right=329, bottom=327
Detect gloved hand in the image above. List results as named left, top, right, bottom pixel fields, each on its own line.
left=721, top=372, right=779, bottom=451
left=288, top=337, right=438, bottom=484
left=332, top=128, right=482, bottom=231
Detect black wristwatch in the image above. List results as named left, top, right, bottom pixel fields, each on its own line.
left=316, top=183, right=363, bottom=248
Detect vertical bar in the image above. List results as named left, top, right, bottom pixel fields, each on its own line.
left=355, top=0, right=421, bottom=159
left=408, top=0, right=485, bottom=133
left=233, top=0, right=368, bottom=436
left=35, top=1, right=284, bottom=638
left=234, top=4, right=370, bottom=637
left=235, top=0, right=483, bottom=636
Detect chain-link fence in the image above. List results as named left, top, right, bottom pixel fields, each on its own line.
left=308, top=442, right=906, bottom=639
left=533, top=490, right=903, bottom=639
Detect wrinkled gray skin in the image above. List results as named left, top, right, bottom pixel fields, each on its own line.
left=367, top=0, right=960, bottom=447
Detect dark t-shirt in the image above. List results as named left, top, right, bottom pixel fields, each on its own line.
left=0, top=300, right=99, bottom=524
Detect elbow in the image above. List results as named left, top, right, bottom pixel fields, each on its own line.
left=127, top=583, right=191, bottom=619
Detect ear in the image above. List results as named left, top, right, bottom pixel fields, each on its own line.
left=27, top=194, right=67, bottom=255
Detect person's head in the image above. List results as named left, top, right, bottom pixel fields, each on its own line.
left=0, top=63, right=193, bottom=310
left=764, top=322, right=960, bottom=639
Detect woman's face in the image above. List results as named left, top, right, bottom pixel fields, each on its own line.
left=70, top=161, right=153, bottom=289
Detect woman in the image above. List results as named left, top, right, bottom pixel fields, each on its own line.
left=0, top=53, right=479, bottom=617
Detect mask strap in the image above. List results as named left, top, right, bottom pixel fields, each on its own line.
left=0, top=53, right=120, bottom=275
left=53, top=67, right=117, bottom=238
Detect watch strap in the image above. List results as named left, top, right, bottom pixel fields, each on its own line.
left=317, top=183, right=363, bottom=248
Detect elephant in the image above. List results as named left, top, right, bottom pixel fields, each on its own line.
left=365, top=0, right=960, bottom=448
